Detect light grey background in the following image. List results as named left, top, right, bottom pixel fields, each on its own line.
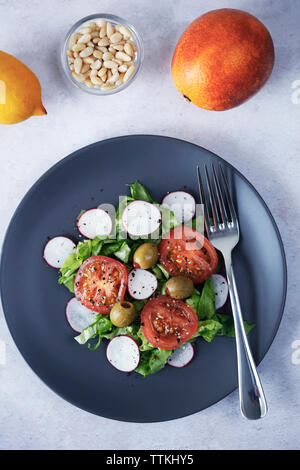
left=0, top=0, right=299, bottom=450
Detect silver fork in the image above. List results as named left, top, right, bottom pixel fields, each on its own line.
left=197, top=163, right=267, bottom=420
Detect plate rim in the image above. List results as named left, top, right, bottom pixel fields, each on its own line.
left=0, top=134, right=287, bottom=422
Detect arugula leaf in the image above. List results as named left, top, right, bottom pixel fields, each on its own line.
left=113, top=241, right=131, bottom=263
left=128, top=181, right=153, bottom=202
left=216, top=313, right=255, bottom=337
left=151, top=263, right=170, bottom=280
left=198, top=277, right=216, bottom=320
left=185, top=278, right=216, bottom=320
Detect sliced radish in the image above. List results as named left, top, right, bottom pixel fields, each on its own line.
left=168, top=343, right=194, bottom=368
left=162, top=191, right=195, bottom=223
left=128, top=269, right=158, bottom=299
left=122, top=200, right=161, bottom=237
left=65, top=297, right=97, bottom=332
left=77, top=208, right=112, bottom=239
left=212, top=274, right=229, bottom=309
left=106, top=335, right=140, bottom=372
left=43, top=236, right=76, bottom=268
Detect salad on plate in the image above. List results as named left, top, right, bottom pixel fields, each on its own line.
left=43, top=181, right=254, bottom=377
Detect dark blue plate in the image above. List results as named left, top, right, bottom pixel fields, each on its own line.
left=0, top=135, right=287, bottom=422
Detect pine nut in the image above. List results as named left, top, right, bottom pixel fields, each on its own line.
left=83, top=57, right=95, bottom=64
left=116, top=78, right=123, bottom=86
left=98, top=37, right=109, bottom=47
left=91, top=75, right=103, bottom=86
left=102, top=52, right=114, bottom=61
left=124, top=42, right=133, bottom=56
left=99, top=25, right=107, bottom=38
left=72, top=72, right=86, bottom=83
left=78, top=27, right=91, bottom=35
left=107, top=71, right=119, bottom=84
left=69, top=33, right=78, bottom=49
left=118, top=64, right=127, bottom=73
left=90, top=59, right=102, bottom=70
left=90, top=68, right=98, bottom=77
left=98, top=67, right=107, bottom=77
left=74, top=57, right=83, bottom=74
left=92, top=37, right=100, bottom=44
left=96, top=19, right=106, bottom=28
left=110, top=32, right=122, bottom=44
left=103, top=60, right=118, bottom=69
left=108, top=46, right=116, bottom=55
left=72, top=43, right=85, bottom=52
left=93, top=49, right=103, bottom=59
left=81, top=63, right=90, bottom=74
left=119, top=25, right=131, bottom=38
left=123, top=64, right=135, bottom=82
left=115, top=51, right=131, bottom=62
left=113, top=44, right=124, bottom=51
left=79, top=46, right=94, bottom=57
left=86, top=22, right=97, bottom=30
left=78, top=33, right=91, bottom=44
left=101, top=84, right=116, bottom=91
left=106, top=22, right=114, bottom=38
left=97, top=46, right=108, bottom=53
left=112, top=58, right=122, bottom=65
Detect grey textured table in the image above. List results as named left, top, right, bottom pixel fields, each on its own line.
left=0, top=0, right=299, bottom=450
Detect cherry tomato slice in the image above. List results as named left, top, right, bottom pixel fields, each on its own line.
left=141, top=295, right=198, bottom=350
left=74, top=256, right=128, bottom=314
left=159, top=226, right=218, bottom=284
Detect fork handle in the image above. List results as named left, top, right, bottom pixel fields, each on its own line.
left=223, top=254, right=268, bottom=420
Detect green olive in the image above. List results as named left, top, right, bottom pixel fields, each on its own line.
left=133, top=243, right=159, bottom=269
left=166, top=276, right=194, bottom=299
left=110, top=301, right=136, bottom=327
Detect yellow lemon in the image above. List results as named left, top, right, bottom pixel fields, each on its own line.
left=0, top=50, right=46, bottom=124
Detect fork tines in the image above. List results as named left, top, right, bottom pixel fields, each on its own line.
left=197, top=163, right=238, bottom=234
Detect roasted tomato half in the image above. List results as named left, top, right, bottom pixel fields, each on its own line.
left=74, top=256, right=128, bottom=314
left=141, top=295, right=198, bottom=350
left=159, top=226, right=218, bottom=284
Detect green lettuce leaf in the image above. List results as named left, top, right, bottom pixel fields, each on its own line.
left=135, top=348, right=172, bottom=377
left=194, top=319, right=223, bottom=342
left=136, top=328, right=155, bottom=352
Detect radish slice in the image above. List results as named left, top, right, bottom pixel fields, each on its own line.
left=122, top=200, right=161, bottom=237
left=128, top=269, right=158, bottom=299
left=106, top=335, right=140, bottom=372
left=168, top=343, right=194, bottom=368
left=212, top=274, right=229, bottom=309
left=77, top=208, right=112, bottom=239
left=65, top=297, right=96, bottom=332
left=162, top=191, right=195, bottom=223
left=43, top=236, right=76, bottom=268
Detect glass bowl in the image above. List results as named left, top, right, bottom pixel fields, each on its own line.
left=61, top=13, right=144, bottom=95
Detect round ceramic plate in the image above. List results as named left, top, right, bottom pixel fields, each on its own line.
left=0, top=135, right=287, bottom=422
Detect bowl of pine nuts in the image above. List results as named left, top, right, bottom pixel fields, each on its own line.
left=61, top=14, right=143, bottom=94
